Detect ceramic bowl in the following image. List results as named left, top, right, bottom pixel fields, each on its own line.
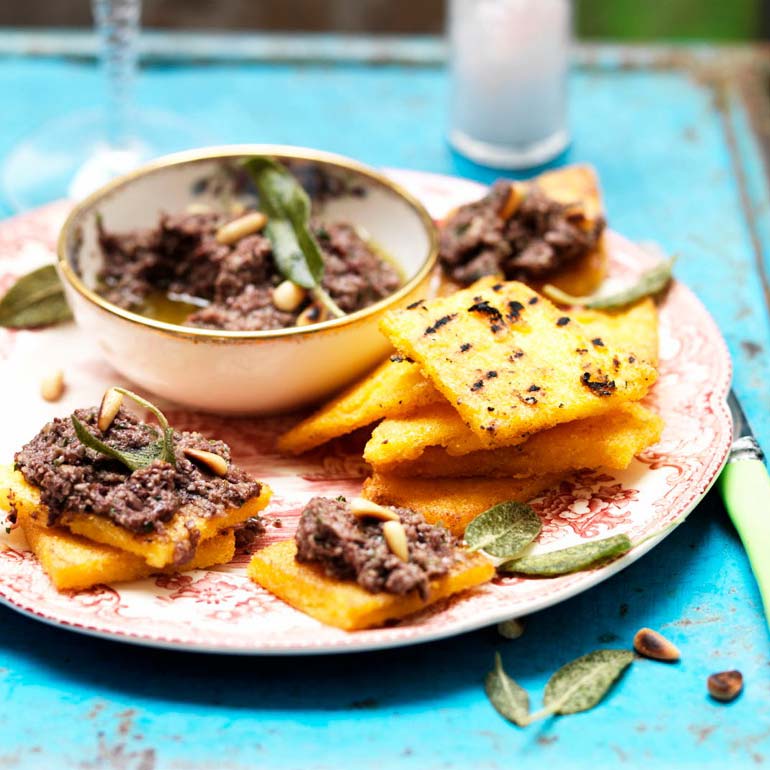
left=57, top=145, right=438, bottom=414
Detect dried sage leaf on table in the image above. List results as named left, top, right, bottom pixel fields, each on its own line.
left=543, top=257, right=675, bottom=310
left=72, top=388, right=176, bottom=472
left=0, top=264, right=72, bottom=328
left=464, top=501, right=541, bottom=559
left=485, top=649, right=633, bottom=727
left=542, top=649, right=634, bottom=715
left=499, top=534, right=632, bottom=576
left=484, top=653, right=530, bottom=727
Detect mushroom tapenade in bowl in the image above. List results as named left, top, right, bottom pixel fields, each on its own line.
left=57, top=145, right=438, bottom=414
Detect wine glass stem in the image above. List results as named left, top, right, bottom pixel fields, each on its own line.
left=92, top=0, right=142, bottom=150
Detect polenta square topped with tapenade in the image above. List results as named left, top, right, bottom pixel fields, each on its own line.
left=2, top=388, right=271, bottom=586
left=379, top=281, right=657, bottom=448
left=248, top=496, right=494, bottom=630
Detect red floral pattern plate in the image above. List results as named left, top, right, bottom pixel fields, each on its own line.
left=0, top=170, right=732, bottom=654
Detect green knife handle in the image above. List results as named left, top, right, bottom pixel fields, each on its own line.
left=719, top=459, right=770, bottom=625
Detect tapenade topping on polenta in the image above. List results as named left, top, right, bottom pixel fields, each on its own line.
left=439, top=179, right=605, bottom=286
left=15, top=403, right=262, bottom=534
left=294, top=496, right=455, bottom=599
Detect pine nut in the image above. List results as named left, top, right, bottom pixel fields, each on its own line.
left=215, top=212, right=268, bottom=245
left=563, top=201, right=587, bottom=221
left=272, top=280, right=307, bottom=312
left=382, top=520, right=409, bottom=562
left=633, top=627, right=680, bottom=662
left=499, top=182, right=525, bottom=220
left=185, top=202, right=213, bottom=216
left=183, top=447, right=229, bottom=476
left=40, top=369, right=64, bottom=402
left=349, top=497, right=399, bottom=521
left=97, top=388, right=124, bottom=432
left=296, top=304, right=327, bottom=327
left=707, top=670, right=743, bottom=702
left=497, top=618, right=525, bottom=640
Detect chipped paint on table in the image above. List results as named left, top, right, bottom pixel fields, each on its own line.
left=0, top=34, right=769, bottom=769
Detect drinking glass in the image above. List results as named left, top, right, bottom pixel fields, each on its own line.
left=448, top=0, right=571, bottom=169
left=2, top=0, right=208, bottom=211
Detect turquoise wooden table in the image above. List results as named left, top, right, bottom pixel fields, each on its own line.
left=1, top=32, right=770, bottom=769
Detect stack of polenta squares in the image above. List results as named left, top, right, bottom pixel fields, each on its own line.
left=0, top=464, right=270, bottom=592
left=279, top=280, right=662, bottom=536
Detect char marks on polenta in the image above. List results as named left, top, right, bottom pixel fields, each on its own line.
left=379, top=281, right=657, bottom=447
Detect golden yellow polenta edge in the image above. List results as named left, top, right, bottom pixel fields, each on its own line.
left=248, top=539, right=494, bottom=630
left=0, top=465, right=270, bottom=569
left=19, top=507, right=235, bottom=592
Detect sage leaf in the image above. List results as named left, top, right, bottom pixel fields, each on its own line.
left=485, top=653, right=530, bottom=727
left=72, top=416, right=166, bottom=472
left=0, top=264, right=72, bottom=328
left=113, top=388, right=176, bottom=466
left=499, top=534, right=632, bottom=577
left=244, top=157, right=343, bottom=317
left=71, top=387, right=176, bottom=472
left=244, top=156, right=322, bottom=287
left=542, top=649, right=634, bottom=716
left=543, top=257, right=674, bottom=310
left=464, top=501, right=541, bottom=559
left=268, top=216, right=320, bottom=291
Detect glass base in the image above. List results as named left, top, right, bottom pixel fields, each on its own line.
left=2, top=108, right=212, bottom=212
left=448, top=127, right=570, bottom=170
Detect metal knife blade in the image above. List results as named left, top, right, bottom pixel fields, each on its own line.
left=727, top=390, right=765, bottom=463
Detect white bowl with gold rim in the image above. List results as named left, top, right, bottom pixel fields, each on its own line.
left=57, top=145, right=438, bottom=414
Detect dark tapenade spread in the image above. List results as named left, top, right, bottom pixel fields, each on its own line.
left=294, top=496, right=455, bottom=599
left=15, top=406, right=262, bottom=533
left=439, top=180, right=605, bottom=286
left=98, top=211, right=401, bottom=331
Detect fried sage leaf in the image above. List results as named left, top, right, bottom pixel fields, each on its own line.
left=485, top=653, right=530, bottom=727
left=542, top=649, right=634, bottom=715
left=464, top=501, right=541, bottom=559
left=485, top=649, right=633, bottom=727
left=543, top=257, right=674, bottom=310
left=0, top=264, right=72, bottom=328
left=243, top=156, right=343, bottom=317
left=499, top=534, right=632, bottom=577
left=71, top=387, right=176, bottom=472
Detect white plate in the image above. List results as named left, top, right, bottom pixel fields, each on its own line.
left=0, top=170, right=732, bottom=654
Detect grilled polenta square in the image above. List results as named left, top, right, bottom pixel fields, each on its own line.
left=379, top=282, right=657, bottom=448
left=59, top=493, right=268, bottom=569
left=362, top=472, right=561, bottom=536
left=439, top=166, right=607, bottom=297
left=0, top=464, right=270, bottom=570
left=18, top=506, right=235, bottom=592
left=368, top=402, right=663, bottom=478
left=364, top=402, right=494, bottom=465
left=573, top=298, right=659, bottom=367
left=248, top=539, right=494, bottom=630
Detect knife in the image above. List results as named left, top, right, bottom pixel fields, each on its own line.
left=719, top=391, right=770, bottom=625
